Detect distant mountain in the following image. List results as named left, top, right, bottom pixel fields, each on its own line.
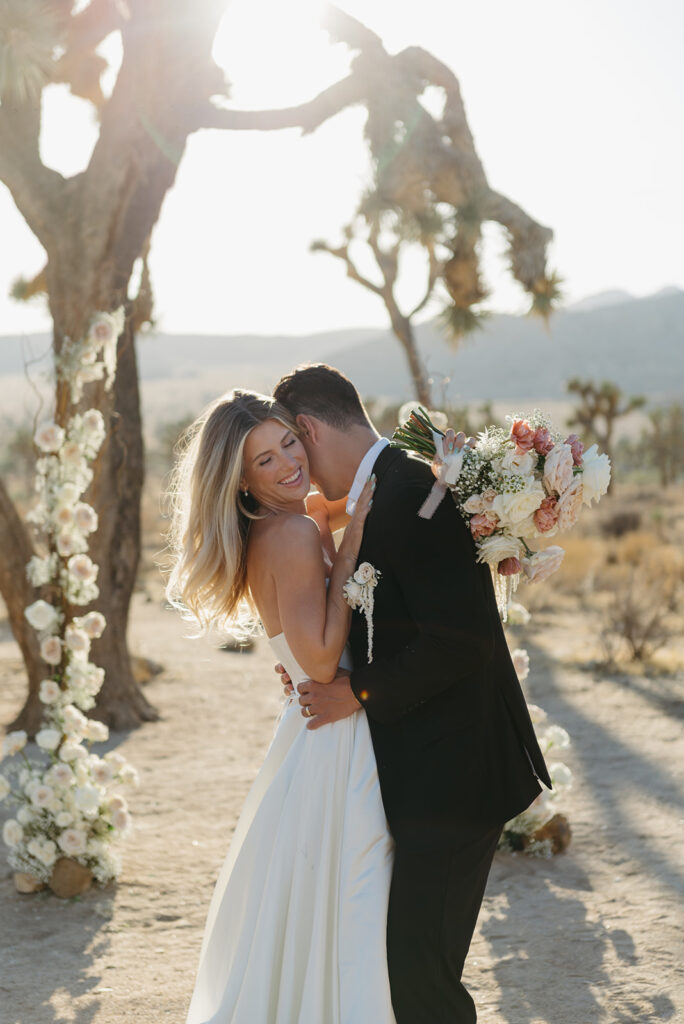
left=565, top=289, right=635, bottom=311
left=1, top=287, right=681, bottom=429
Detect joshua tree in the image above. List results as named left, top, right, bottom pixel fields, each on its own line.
left=566, top=378, right=646, bottom=494
left=0, top=1, right=557, bottom=730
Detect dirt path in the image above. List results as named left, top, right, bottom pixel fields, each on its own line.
left=1, top=592, right=682, bottom=1024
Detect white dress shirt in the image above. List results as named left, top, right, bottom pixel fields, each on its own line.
left=345, top=437, right=390, bottom=515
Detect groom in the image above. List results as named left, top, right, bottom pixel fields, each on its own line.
left=273, top=364, right=552, bottom=1024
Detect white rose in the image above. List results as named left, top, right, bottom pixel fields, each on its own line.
left=506, top=602, right=530, bottom=626
left=67, top=554, right=98, bottom=583
left=57, top=827, right=87, bottom=857
left=62, top=704, right=88, bottom=735
left=78, top=611, right=106, bottom=639
left=527, top=702, right=547, bottom=725
left=30, top=783, right=55, bottom=808
left=56, top=482, right=81, bottom=505
left=90, top=759, right=114, bottom=785
left=0, top=775, right=10, bottom=800
left=580, top=444, right=611, bottom=505
left=25, top=599, right=60, bottom=633
left=57, top=530, right=84, bottom=558
left=39, top=679, right=62, bottom=704
left=112, top=807, right=131, bottom=831
left=40, top=635, right=63, bottom=665
left=36, top=728, right=61, bottom=752
left=119, top=765, right=139, bottom=787
left=104, top=751, right=127, bottom=770
left=3, top=819, right=24, bottom=847
left=34, top=421, right=65, bottom=453
left=82, top=409, right=105, bottom=435
left=88, top=311, right=120, bottom=346
left=59, top=741, right=87, bottom=763
left=2, top=730, right=28, bottom=757
left=74, top=502, right=98, bottom=533
left=65, top=625, right=90, bottom=656
left=55, top=810, right=74, bottom=827
left=353, top=562, right=375, bottom=585
left=549, top=761, right=573, bottom=789
left=344, top=581, right=362, bottom=604
left=511, top=648, right=530, bottom=682
left=491, top=476, right=546, bottom=527
left=463, top=494, right=485, bottom=514
left=28, top=837, right=57, bottom=867
left=108, top=794, right=127, bottom=812
left=84, top=720, right=109, bottom=743
left=521, top=546, right=565, bottom=584
left=17, top=806, right=34, bottom=825
left=475, top=533, right=523, bottom=568
left=54, top=505, right=75, bottom=528
left=60, top=439, right=85, bottom=466
left=500, top=448, right=537, bottom=476
left=84, top=666, right=105, bottom=695
left=74, top=785, right=101, bottom=815
left=46, top=762, right=74, bottom=787
left=544, top=724, right=570, bottom=750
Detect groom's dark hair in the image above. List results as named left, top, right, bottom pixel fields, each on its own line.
left=273, top=364, right=372, bottom=430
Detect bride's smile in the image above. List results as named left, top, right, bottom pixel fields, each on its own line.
left=241, top=420, right=310, bottom=511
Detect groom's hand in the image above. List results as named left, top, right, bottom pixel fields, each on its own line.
left=298, top=672, right=361, bottom=730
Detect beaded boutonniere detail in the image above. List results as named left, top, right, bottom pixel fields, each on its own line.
left=343, top=562, right=381, bottom=663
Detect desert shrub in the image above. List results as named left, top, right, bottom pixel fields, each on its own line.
left=598, top=561, right=681, bottom=664
left=600, top=508, right=642, bottom=537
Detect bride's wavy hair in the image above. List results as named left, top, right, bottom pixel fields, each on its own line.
left=162, top=389, right=300, bottom=640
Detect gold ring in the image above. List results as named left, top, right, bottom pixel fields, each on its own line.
left=304, top=706, right=313, bottom=717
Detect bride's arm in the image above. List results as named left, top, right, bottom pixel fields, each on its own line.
left=268, top=478, right=374, bottom=683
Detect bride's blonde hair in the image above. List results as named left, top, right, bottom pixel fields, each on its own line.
left=162, top=389, right=299, bottom=639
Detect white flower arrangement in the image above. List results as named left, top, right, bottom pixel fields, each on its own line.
left=343, top=562, right=381, bottom=663
left=0, top=308, right=137, bottom=890
left=498, top=644, right=573, bottom=857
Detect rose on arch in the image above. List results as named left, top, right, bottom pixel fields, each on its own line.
left=24, top=599, right=60, bottom=633
left=34, top=421, right=65, bottom=453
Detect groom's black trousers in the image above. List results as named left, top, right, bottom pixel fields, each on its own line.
left=386, top=820, right=504, bottom=1024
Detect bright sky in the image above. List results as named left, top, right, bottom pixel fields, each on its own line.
left=1, top=0, right=682, bottom=338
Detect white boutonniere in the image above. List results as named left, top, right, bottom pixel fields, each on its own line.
left=343, top=562, right=381, bottom=663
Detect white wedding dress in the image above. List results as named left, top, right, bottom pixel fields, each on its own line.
left=185, top=631, right=396, bottom=1024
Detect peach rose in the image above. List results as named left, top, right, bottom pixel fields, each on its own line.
left=532, top=427, right=555, bottom=455
left=556, top=477, right=584, bottom=530
left=542, top=443, right=575, bottom=495
left=470, top=512, right=498, bottom=541
left=564, top=433, right=584, bottom=466
left=498, top=556, right=522, bottom=576
left=481, top=488, right=497, bottom=506
left=533, top=495, right=559, bottom=533
left=510, top=419, right=536, bottom=453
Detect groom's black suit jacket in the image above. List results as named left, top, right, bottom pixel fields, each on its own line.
left=348, top=445, right=552, bottom=851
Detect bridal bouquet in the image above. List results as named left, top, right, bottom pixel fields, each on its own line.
left=392, top=407, right=611, bottom=619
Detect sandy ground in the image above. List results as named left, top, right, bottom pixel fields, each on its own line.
left=1, top=589, right=683, bottom=1024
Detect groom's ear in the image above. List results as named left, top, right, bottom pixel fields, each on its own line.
left=296, top=413, right=319, bottom=443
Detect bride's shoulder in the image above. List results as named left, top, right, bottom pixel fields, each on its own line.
left=252, top=512, right=321, bottom=559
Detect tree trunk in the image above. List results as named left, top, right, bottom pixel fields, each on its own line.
left=0, top=481, right=51, bottom=735
left=389, top=312, right=432, bottom=407
left=86, top=313, right=159, bottom=728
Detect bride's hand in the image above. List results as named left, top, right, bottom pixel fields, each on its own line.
left=346, top=474, right=376, bottom=539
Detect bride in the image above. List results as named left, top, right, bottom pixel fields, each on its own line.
left=164, top=389, right=396, bottom=1024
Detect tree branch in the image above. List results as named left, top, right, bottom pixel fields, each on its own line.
left=199, top=73, right=366, bottom=135
left=408, top=240, right=442, bottom=319
left=311, top=241, right=384, bottom=296
left=0, top=98, right=67, bottom=245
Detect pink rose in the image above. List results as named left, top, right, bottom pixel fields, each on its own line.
left=533, top=495, right=559, bottom=533
left=564, top=433, right=584, bottom=466
left=510, top=419, right=536, bottom=453
left=498, top=556, right=522, bottom=576
left=470, top=512, right=498, bottom=541
left=556, top=477, right=584, bottom=530
left=533, top=427, right=555, bottom=455
left=542, top=443, right=575, bottom=495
